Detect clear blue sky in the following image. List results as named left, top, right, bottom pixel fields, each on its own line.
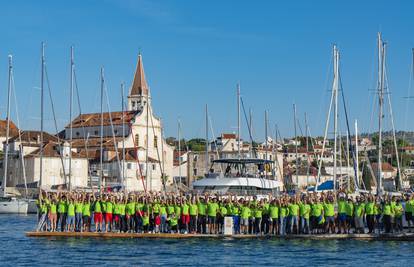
left=0, top=0, right=413, bottom=141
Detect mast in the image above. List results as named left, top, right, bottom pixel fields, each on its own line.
left=355, top=120, right=360, bottom=191
left=121, top=82, right=125, bottom=190
left=145, top=91, right=149, bottom=189
left=377, top=32, right=385, bottom=196
left=177, top=119, right=181, bottom=191
left=249, top=108, right=253, bottom=155
left=305, top=112, right=310, bottom=187
left=205, top=104, right=209, bottom=174
left=68, top=46, right=74, bottom=190
left=2, top=55, right=13, bottom=197
left=99, top=67, right=104, bottom=191
left=265, top=110, right=268, bottom=178
left=346, top=130, right=351, bottom=191
left=293, top=103, right=298, bottom=186
left=39, top=42, right=45, bottom=189
left=333, top=45, right=339, bottom=192
left=237, top=83, right=241, bottom=159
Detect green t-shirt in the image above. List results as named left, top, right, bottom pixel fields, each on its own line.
left=241, top=206, right=251, bottom=219
left=220, top=205, right=228, bottom=216
left=167, top=205, right=175, bottom=215
left=365, top=202, right=375, bottom=215
left=94, top=201, right=102, bottom=213
left=324, top=203, right=335, bottom=217
left=174, top=205, right=182, bottom=216
left=106, top=202, right=114, bottom=214
left=288, top=204, right=299, bottom=216
left=355, top=203, right=365, bottom=217
left=345, top=202, right=354, bottom=216
left=75, top=202, right=83, bottom=213
left=254, top=207, right=263, bottom=218
left=189, top=204, right=198, bottom=216
left=280, top=206, right=289, bottom=217
left=67, top=203, right=75, bottom=217
left=300, top=204, right=311, bottom=219
left=82, top=203, right=91, bottom=216
left=169, top=215, right=178, bottom=226
left=231, top=205, right=240, bottom=216
left=126, top=202, right=135, bottom=215
left=395, top=204, right=403, bottom=218
left=160, top=205, right=167, bottom=215
left=58, top=201, right=67, bottom=213
left=182, top=203, right=190, bottom=215
left=40, top=202, right=48, bottom=214
left=118, top=203, right=126, bottom=216
left=269, top=205, right=279, bottom=219
left=197, top=202, right=207, bottom=216
left=311, top=203, right=323, bottom=217
left=338, top=200, right=347, bottom=214
left=207, top=202, right=219, bottom=217
left=49, top=203, right=57, bottom=214
left=383, top=204, right=393, bottom=216
left=152, top=203, right=160, bottom=214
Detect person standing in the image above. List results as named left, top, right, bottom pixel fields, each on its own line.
left=74, top=194, right=83, bottom=232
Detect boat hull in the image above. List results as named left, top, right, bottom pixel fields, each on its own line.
left=0, top=199, right=29, bottom=214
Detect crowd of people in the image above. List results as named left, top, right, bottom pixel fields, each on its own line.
left=35, top=190, right=414, bottom=235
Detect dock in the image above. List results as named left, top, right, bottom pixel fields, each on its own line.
left=25, top=231, right=414, bottom=241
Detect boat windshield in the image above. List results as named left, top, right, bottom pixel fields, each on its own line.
left=207, top=158, right=276, bottom=179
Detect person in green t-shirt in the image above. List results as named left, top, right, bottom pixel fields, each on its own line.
left=394, top=199, right=404, bottom=232
left=93, top=195, right=103, bottom=232
left=181, top=199, right=190, bottom=234
left=365, top=195, right=376, bottom=233
left=383, top=198, right=394, bottom=233
left=269, top=199, right=279, bottom=235
left=48, top=198, right=58, bottom=232
left=36, top=191, right=49, bottom=232
left=197, top=196, right=207, bottom=234
left=74, top=195, right=84, bottom=232
left=311, top=199, right=324, bottom=234
left=354, top=197, right=365, bottom=234
left=160, top=199, right=168, bottom=233
left=126, top=197, right=136, bottom=233
left=57, top=194, right=68, bottom=232
left=299, top=198, right=311, bottom=234
left=207, top=197, right=219, bottom=234
left=288, top=198, right=300, bottom=234
left=66, top=198, right=76, bottom=232
left=240, top=200, right=251, bottom=234
left=189, top=198, right=198, bottom=234
left=337, top=194, right=348, bottom=234
left=82, top=196, right=91, bottom=232
left=280, top=199, right=290, bottom=236
left=323, top=197, right=336, bottom=234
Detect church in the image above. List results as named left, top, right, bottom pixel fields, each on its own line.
left=65, top=54, right=174, bottom=191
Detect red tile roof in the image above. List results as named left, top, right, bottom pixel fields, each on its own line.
left=67, top=111, right=137, bottom=128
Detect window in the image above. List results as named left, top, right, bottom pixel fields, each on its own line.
left=114, top=130, right=118, bottom=134
left=154, top=135, right=158, bottom=148
left=144, top=135, right=147, bottom=147
left=76, top=132, right=80, bottom=136
left=194, top=155, right=198, bottom=162
left=94, top=130, right=98, bottom=136
left=193, top=168, right=197, bottom=176
left=127, top=163, right=132, bottom=169
left=152, top=164, right=156, bottom=171
left=135, top=134, right=139, bottom=147
left=132, top=101, right=136, bottom=109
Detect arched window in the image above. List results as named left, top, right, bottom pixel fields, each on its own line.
left=135, top=134, right=139, bottom=147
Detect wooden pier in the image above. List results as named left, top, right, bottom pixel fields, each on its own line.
left=25, top=231, right=414, bottom=241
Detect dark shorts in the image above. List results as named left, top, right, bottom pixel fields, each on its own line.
left=338, top=213, right=347, bottom=222
left=406, top=213, right=413, bottom=222
left=208, top=216, right=216, bottom=224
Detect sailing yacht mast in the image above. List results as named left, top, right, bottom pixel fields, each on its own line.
left=265, top=110, right=268, bottom=178
left=293, top=104, right=298, bottom=186
left=2, top=55, right=13, bottom=197
left=377, top=32, right=385, bottom=195
left=205, top=104, right=209, bottom=174
left=121, top=82, right=125, bottom=190
left=305, top=112, right=310, bottom=187
left=68, top=46, right=74, bottom=190
left=355, top=120, right=360, bottom=190
left=333, top=45, right=339, bottom=192
left=39, top=42, right=45, bottom=189
left=99, top=67, right=104, bottom=191
left=237, top=84, right=241, bottom=159
left=177, top=119, right=181, bottom=191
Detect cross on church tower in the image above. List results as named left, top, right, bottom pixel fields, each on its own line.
left=128, top=53, right=150, bottom=112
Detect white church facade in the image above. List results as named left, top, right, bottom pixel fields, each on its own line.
left=66, top=54, right=174, bottom=191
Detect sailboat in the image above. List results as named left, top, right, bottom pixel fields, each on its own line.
left=0, top=55, right=29, bottom=214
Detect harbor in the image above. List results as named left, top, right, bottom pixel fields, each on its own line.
left=2, top=1, right=414, bottom=266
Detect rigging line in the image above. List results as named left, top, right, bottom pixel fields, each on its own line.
left=44, top=66, right=68, bottom=183
left=240, top=97, right=256, bottom=158
left=10, top=63, right=28, bottom=197
left=402, top=49, right=414, bottom=156
left=208, top=115, right=223, bottom=174
left=384, top=63, right=403, bottom=190
left=73, top=70, right=93, bottom=181
left=129, top=123, right=147, bottom=193
left=149, top=106, right=166, bottom=192
left=103, top=81, right=123, bottom=186
left=339, top=72, right=359, bottom=190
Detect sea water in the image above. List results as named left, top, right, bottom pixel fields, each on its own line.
left=0, top=214, right=413, bottom=266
